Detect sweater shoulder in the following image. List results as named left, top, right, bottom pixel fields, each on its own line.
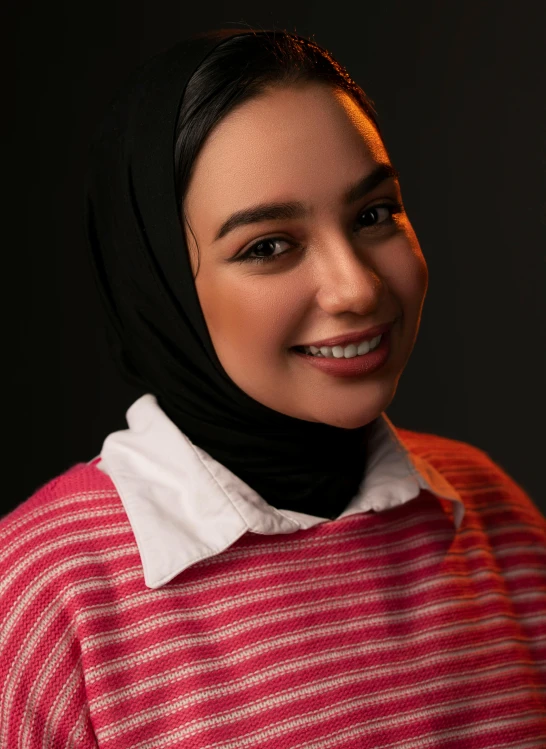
left=394, top=425, right=545, bottom=529
left=0, top=464, right=114, bottom=747
left=394, top=424, right=524, bottom=485
left=394, top=425, right=488, bottom=461
left=0, top=461, right=120, bottom=543
left=0, top=462, right=133, bottom=602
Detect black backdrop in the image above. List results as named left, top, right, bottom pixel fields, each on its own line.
left=5, top=0, right=545, bottom=517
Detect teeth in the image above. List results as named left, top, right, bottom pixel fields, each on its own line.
left=303, top=335, right=382, bottom=358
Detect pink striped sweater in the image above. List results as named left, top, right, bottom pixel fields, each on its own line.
left=1, top=422, right=546, bottom=747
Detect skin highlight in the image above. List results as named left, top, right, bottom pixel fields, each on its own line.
left=183, top=82, right=428, bottom=429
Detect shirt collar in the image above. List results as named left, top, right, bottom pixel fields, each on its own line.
left=94, top=394, right=464, bottom=589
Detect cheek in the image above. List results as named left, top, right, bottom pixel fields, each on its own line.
left=195, top=274, right=291, bottom=361
left=381, top=233, right=428, bottom=308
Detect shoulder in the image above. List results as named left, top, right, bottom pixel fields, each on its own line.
left=395, top=423, right=519, bottom=480
left=394, top=424, right=545, bottom=529
left=395, top=424, right=490, bottom=464
left=0, top=460, right=125, bottom=554
left=0, top=463, right=114, bottom=746
left=0, top=462, right=135, bottom=608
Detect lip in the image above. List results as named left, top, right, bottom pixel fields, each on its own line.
left=291, top=327, right=392, bottom=378
left=292, top=320, right=396, bottom=350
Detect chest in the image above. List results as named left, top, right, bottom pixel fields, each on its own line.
left=78, top=517, right=546, bottom=748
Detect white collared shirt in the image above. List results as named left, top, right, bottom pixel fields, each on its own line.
left=92, top=394, right=465, bottom=588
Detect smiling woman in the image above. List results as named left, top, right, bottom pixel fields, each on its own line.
left=1, top=27, right=545, bottom=749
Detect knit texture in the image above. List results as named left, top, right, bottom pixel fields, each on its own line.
left=1, top=429, right=546, bottom=748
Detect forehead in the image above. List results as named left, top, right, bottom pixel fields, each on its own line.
left=185, top=83, right=390, bottom=229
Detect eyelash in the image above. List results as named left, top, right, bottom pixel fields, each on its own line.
left=235, top=202, right=405, bottom=265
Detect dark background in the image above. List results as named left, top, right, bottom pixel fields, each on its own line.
left=5, top=0, right=545, bottom=517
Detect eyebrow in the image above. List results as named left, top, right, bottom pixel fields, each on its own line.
left=213, top=162, right=400, bottom=242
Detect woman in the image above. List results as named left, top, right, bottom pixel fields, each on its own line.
left=1, top=28, right=545, bottom=748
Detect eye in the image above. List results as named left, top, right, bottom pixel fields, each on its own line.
left=237, top=237, right=295, bottom=265
left=356, top=202, right=402, bottom=230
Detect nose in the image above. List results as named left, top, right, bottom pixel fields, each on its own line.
left=314, top=238, right=384, bottom=316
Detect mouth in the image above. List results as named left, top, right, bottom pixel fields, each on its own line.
left=291, top=332, right=383, bottom=358
left=290, top=319, right=396, bottom=355
left=290, top=327, right=393, bottom=377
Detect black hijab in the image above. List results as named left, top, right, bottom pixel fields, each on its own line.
left=84, top=29, right=375, bottom=520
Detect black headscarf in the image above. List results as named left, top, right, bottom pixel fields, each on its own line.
left=84, top=29, right=375, bottom=520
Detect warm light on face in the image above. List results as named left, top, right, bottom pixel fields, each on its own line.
left=183, top=82, right=428, bottom=429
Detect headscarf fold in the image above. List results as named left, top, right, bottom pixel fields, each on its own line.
left=84, top=29, right=374, bottom=520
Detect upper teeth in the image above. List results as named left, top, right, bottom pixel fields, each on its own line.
left=302, top=335, right=382, bottom=358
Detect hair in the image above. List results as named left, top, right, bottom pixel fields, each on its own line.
left=174, top=29, right=383, bottom=278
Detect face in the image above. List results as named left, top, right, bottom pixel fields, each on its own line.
left=183, top=82, right=428, bottom=429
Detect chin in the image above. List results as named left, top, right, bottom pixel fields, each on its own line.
left=302, top=402, right=392, bottom=429
left=319, top=413, right=380, bottom=429
left=306, top=383, right=398, bottom=429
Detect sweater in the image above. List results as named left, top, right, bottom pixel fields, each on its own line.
left=1, top=395, right=545, bottom=748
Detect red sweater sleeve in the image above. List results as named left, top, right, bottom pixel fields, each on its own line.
left=0, top=475, right=100, bottom=748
